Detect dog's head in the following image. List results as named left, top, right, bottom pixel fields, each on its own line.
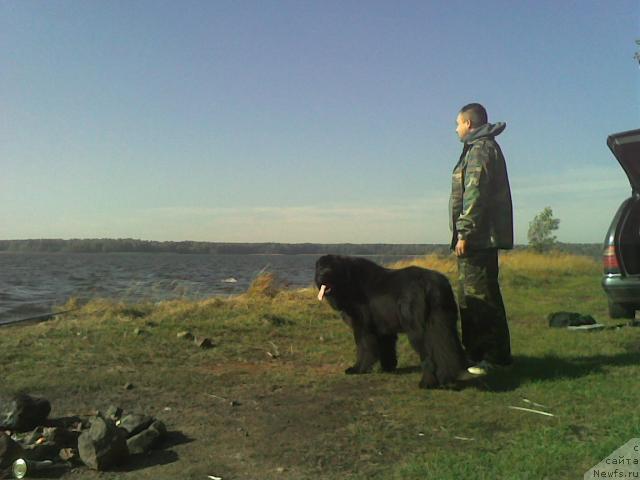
left=315, top=254, right=350, bottom=302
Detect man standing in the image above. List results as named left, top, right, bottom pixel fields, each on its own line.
left=450, top=103, right=514, bottom=375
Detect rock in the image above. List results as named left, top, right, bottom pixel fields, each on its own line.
left=0, top=394, right=51, bottom=432
left=78, top=416, right=128, bottom=470
left=59, top=447, right=77, bottom=462
left=126, top=421, right=166, bottom=455
left=149, top=420, right=166, bottom=437
left=117, top=414, right=154, bottom=437
left=125, top=432, right=151, bottom=455
left=13, top=424, right=77, bottom=451
left=22, top=440, right=60, bottom=461
left=10, top=427, right=42, bottom=446
left=28, top=427, right=69, bottom=448
left=0, top=431, right=24, bottom=468
left=177, top=331, right=194, bottom=341
left=47, top=415, right=86, bottom=431
left=104, top=406, right=123, bottom=422
left=41, top=426, right=78, bottom=450
left=194, top=336, right=214, bottom=349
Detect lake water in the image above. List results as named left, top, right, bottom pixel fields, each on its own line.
left=0, top=252, right=417, bottom=325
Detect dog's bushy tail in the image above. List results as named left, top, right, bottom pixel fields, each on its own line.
left=425, top=274, right=468, bottom=385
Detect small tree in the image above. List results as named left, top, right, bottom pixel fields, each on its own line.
left=528, top=207, right=560, bottom=252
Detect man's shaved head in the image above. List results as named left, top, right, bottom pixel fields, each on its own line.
left=459, top=103, right=488, bottom=128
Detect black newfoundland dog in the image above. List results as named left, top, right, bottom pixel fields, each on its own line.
left=315, top=255, right=469, bottom=388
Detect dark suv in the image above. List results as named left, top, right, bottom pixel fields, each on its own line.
left=602, top=128, right=640, bottom=319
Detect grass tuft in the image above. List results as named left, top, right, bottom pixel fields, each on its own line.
left=245, top=272, right=289, bottom=298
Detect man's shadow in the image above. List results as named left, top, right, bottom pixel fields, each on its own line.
left=474, top=350, right=640, bottom=392
left=389, top=348, right=640, bottom=392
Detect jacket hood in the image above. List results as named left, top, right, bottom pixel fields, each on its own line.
left=463, top=122, right=506, bottom=144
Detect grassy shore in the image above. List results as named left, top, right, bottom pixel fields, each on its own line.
left=1, top=251, right=639, bottom=479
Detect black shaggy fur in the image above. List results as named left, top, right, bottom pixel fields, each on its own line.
left=315, top=255, right=468, bottom=388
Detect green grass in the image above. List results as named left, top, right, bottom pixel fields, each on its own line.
left=1, top=251, right=638, bottom=480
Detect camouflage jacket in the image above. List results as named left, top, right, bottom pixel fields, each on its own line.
left=449, top=122, right=514, bottom=250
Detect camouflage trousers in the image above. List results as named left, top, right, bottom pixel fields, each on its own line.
left=457, top=249, right=512, bottom=365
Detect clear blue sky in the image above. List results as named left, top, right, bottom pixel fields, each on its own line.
left=1, top=0, right=638, bottom=244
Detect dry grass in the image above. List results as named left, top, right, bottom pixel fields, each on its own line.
left=500, top=249, right=598, bottom=275
left=54, top=250, right=599, bottom=326
left=244, top=272, right=289, bottom=298
left=387, top=253, right=457, bottom=274
left=386, top=249, right=598, bottom=278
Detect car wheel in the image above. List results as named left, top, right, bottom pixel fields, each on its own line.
left=608, top=300, right=635, bottom=319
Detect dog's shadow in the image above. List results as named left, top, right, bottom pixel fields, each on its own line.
left=389, top=351, right=640, bottom=392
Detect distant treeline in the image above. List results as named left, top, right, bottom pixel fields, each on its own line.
left=0, top=239, right=602, bottom=258
left=0, top=239, right=450, bottom=256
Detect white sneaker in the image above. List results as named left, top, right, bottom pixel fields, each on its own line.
left=467, top=360, right=493, bottom=376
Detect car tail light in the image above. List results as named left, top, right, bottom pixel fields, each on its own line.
left=603, top=245, right=621, bottom=274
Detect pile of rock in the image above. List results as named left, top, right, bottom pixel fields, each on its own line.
left=0, top=394, right=167, bottom=474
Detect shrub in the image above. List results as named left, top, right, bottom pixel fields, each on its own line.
left=528, top=207, right=560, bottom=252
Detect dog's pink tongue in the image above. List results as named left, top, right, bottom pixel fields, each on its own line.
left=318, top=284, right=327, bottom=301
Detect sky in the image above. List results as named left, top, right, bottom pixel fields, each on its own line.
left=1, top=0, right=639, bottom=244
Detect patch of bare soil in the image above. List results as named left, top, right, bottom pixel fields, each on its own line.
left=7, top=361, right=406, bottom=480
left=183, top=361, right=397, bottom=479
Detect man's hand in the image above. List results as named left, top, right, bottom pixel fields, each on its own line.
left=455, top=239, right=467, bottom=257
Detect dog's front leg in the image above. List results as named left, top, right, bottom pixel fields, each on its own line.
left=346, top=324, right=379, bottom=374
